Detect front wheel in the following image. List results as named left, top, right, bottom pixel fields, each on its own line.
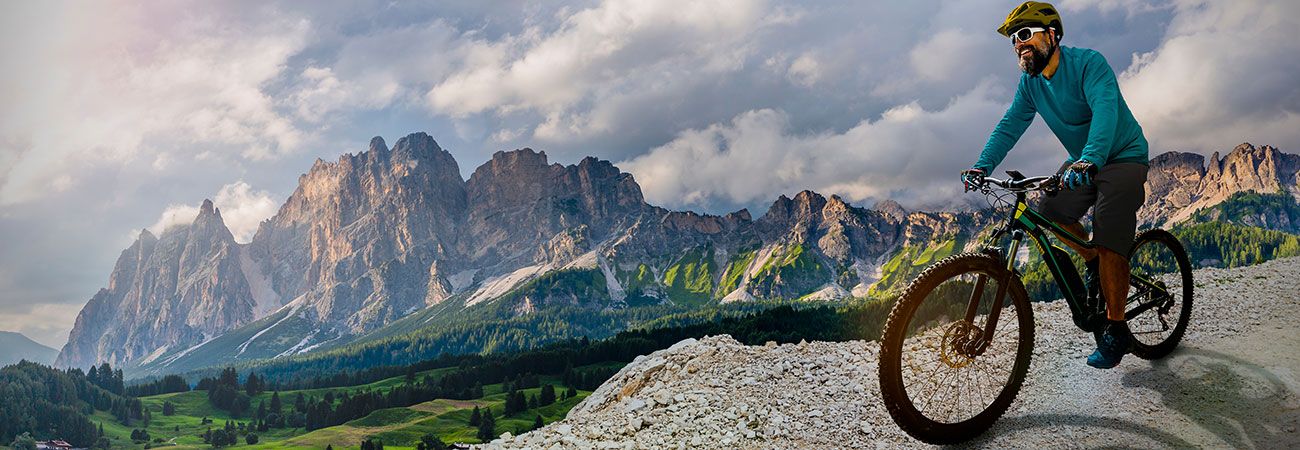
left=879, top=253, right=1035, bottom=445
left=1126, top=229, right=1194, bottom=359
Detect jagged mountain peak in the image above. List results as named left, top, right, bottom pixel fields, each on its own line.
left=389, top=132, right=452, bottom=161
left=872, top=200, right=908, bottom=220
left=189, top=198, right=232, bottom=242
left=369, top=136, right=388, bottom=153
left=761, top=190, right=829, bottom=225
left=1139, top=142, right=1299, bottom=226
left=471, top=148, right=552, bottom=181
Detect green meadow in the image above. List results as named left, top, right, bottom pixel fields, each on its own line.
left=87, top=366, right=607, bottom=450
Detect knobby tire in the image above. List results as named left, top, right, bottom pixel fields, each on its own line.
left=878, top=253, right=1035, bottom=445
left=1127, top=228, right=1194, bottom=359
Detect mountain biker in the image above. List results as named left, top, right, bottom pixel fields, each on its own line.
left=961, top=2, right=1149, bottom=369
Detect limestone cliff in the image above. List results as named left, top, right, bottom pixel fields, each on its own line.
left=57, top=201, right=256, bottom=369
left=1140, top=143, right=1300, bottom=226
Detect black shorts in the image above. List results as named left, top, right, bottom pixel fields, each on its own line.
left=1038, top=162, right=1148, bottom=256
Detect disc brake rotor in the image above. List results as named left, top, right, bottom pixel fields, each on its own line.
left=940, top=320, right=983, bottom=368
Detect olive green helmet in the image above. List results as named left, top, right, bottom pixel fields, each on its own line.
left=997, top=1, right=1063, bottom=38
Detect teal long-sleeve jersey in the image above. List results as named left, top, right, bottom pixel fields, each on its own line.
left=975, top=45, right=1148, bottom=172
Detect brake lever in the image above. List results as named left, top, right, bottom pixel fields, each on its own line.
left=1040, top=175, right=1062, bottom=193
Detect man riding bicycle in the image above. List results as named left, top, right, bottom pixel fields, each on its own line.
left=961, top=2, right=1149, bottom=369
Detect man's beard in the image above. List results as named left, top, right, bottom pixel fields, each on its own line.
left=1018, top=42, right=1053, bottom=75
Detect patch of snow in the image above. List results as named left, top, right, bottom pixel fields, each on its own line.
left=137, top=345, right=170, bottom=366
left=406, top=159, right=419, bottom=170
left=599, top=255, right=626, bottom=302
left=448, top=269, right=479, bottom=293
left=235, top=300, right=303, bottom=357
left=274, top=330, right=320, bottom=358
left=158, top=335, right=216, bottom=367
left=465, top=264, right=552, bottom=307
left=239, top=245, right=282, bottom=319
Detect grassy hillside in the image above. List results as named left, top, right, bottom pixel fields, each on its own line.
left=869, top=234, right=967, bottom=295
left=661, top=246, right=718, bottom=307
left=88, top=365, right=605, bottom=449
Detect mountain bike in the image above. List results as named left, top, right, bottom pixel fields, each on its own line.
left=877, top=171, right=1194, bottom=444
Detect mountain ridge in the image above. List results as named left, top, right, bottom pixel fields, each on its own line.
left=56, top=135, right=1300, bottom=375
left=0, top=331, right=58, bottom=366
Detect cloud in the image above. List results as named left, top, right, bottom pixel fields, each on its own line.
left=286, top=19, right=467, bottom=123
left=786, top=51, right=825, bottom=87
left=0, top=302, right=83, bottom=349
left=147, top=181, right=278, bottom=243
left=909, top=29, right=985, bottom=83
left=424, top=0, right=781, bottom=139
left=1118, top=0, right=1300, bottom=154
left=619, top=81, right=1063, bottom=213
left=0, top=2, right=312, bottom=206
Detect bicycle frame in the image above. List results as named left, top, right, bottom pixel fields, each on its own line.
left=961, top=176, right=1175, bottom=351
left=991, top=189, right=1095, bottom=321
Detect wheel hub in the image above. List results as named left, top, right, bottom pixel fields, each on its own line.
left=940, top=320, right=983, bottom=368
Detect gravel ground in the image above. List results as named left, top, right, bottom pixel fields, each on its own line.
left=486, top=257, right=1300, bottom=449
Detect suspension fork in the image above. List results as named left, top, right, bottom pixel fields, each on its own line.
left=962, top=230, right=1022, bottom=355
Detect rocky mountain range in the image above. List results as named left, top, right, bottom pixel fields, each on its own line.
left=1141, top=143, right=1300, bottom=226
left=54, top=135, right=1300, bottom=373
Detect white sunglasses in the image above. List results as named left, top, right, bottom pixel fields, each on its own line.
left=1010, top=27, right=1047, bottom=44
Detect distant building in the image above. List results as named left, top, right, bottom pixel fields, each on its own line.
left=35, top=440, right=74, bottom=450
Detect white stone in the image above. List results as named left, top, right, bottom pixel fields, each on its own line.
left=625, top=399, right=646, bottom=413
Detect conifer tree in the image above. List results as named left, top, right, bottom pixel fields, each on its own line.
left=540, top=384, right=556, bottom=406
left=533, top=415, right=544, bottom=430
left=476, top=409, right=495, bottom=442
left=468, top=406, right=481, bottom=426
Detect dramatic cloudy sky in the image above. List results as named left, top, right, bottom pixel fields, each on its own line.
left=2, top=0, right=1298, bottom=350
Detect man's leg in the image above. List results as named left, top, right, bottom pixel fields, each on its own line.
left=1097, top=246, right=1128, bottom=321
left=1052, top=222, right=1098, bottom=262
left=1088, top=245, right=1133, bottom=368
left=1084, top=162, right=1147, bottom=369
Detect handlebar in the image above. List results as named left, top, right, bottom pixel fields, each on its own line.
left=977, top=171, right=1061, bottom=194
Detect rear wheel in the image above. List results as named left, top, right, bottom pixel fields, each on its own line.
left=879, top=253, right=1035, bottom=444
left=1125, top=229, right=1193, bottom=359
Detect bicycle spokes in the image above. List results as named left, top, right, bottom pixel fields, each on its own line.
left=895, top=268, right=1027, bottom=425
left=1124, top=230, right=1193, bottom=355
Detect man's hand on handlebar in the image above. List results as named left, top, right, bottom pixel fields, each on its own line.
left=961, top=167, right=986, bottom=192
left=1062, top=160, right=1097, bottom=190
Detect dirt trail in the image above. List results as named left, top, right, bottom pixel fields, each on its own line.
left=488, top=257, right=1300, bottom=449
left=963, top=258, right=1300, bottom=449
